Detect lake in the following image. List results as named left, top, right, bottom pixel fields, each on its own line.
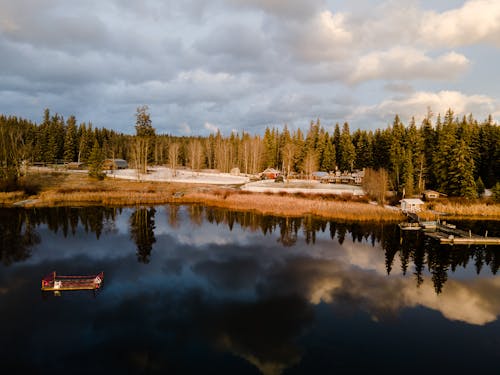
left=1, top=206, right=499, bottom=374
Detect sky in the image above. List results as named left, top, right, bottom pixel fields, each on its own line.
left=1, top=0, right=500, bottom=135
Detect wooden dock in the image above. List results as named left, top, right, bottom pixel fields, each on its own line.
left=424, top=224, right=500, bottom=245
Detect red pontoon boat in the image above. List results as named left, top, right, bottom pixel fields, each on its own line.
left=41, top=271, right=104, bottom=292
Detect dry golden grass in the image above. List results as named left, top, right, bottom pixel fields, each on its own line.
left=0, top=191, right=26, bottom=205
left=429, top=201, right=500, bottom=219
left=176, top=191, right=403, bottom=221
left=10, top=171, right=406, bottom=221
left=14, top=171, right=496, bottom=221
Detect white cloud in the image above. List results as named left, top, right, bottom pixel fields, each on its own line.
left=204, top=122, right=219, bottom=133
left=349, top=47, right=469, bottom=83
left=271, top=9, right=353, bottom=63
left=1, top=0, right=499, bottom=133
left=419, top=0, right=500, bottom=47
left=179, top=122, right=192, bottom=135
left=352, top=90, right=499, bottom=126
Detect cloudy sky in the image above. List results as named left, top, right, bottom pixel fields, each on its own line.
left=1, top=0, right=500, bottom=135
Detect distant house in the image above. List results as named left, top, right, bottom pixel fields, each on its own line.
left=103, top=159, right=128, bottom=170
left=352, top=169, right=365, bottom=185
left=400, top=198, right=425, bottom=213
left=423, top=190, right=446, bottom=200
left=312, top=171, right=329, bottom=180
left=260, top=168, right=280, bottom=179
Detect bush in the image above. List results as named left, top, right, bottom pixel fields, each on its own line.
left=0, top=175, right=19, bottom=192
left=492, top=182, right=500, bottom=203
left=19, top=180, right=42, bottom=195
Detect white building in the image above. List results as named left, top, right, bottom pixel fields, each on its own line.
left=400, top=198, right=425, bottom=213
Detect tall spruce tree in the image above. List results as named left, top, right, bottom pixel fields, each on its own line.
left=338, top=122, right=355, bottom=171
left=447, top=139, right=477, bottom=197
left=134, top=105, right=155, bottom=173
left=63, top=116, right=78, bottom=162
left=87, top=140, right=104, bottom=179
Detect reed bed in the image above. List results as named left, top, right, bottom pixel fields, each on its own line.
left=30, top=185, right=404, bottom=221
left=0, top=191, right=26, bottom=205
left=13, top=171, right=499, bottom=220
left=36, top=188, right=179, bottom=206
left=180, top=191, right=404, bottom=221
left=430, top=202, right=500, bottom=219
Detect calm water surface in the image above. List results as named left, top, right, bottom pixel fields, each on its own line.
left=1, top=206, right=499, bottom=374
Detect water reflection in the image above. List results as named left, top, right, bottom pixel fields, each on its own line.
left=0, top=208, right=40, bottom=265
left=130, top=207, right=156, bottom=263
left=0, top=206, right=499, bottom=373
left=0, top=206, right=499, bottom=294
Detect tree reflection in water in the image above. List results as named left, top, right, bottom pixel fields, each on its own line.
left=0, top=208, right=40, bottom=266
left=0, top=205, right=498, bottom=293
left=130, top=207, right=156, bottom=264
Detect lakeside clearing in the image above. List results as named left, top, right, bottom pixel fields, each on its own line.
left=0, top=168, right=498, bottom=221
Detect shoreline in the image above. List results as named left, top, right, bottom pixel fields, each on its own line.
left=0, top=171, right=499, bottom=221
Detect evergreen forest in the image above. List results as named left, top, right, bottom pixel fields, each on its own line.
left=0, top=107, right=499, bottom=198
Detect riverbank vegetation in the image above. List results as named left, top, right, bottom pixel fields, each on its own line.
left=0, top=172, right=403, bottom=221
left=1, top=171, right=499, bottom=220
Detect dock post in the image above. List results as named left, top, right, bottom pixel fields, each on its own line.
left=485, top=230, right=488, bottom=238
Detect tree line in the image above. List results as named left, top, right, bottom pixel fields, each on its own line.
left=0, top=107, right=498, bottom=197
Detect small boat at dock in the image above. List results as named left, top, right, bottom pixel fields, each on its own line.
left=420, top=221, right=437, bottom=230
left=41, top=271, right=104, bottom=292
left=398, top=222, right=421, bottom=230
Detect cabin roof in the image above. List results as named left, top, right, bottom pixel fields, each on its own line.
left=400, top=198, right=424, bottom=204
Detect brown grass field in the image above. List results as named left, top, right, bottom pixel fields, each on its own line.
left=1, top=171, right=499, bottom=221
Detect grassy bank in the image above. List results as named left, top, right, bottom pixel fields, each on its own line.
left=0, top=172, right=404, bottom=221
left=426, top=201, right=500, bottom=220
left=1, top=172, right=498, bottom=221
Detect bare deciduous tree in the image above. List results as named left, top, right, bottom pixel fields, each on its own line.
left=362, top=168, right=389, bottom=205
left=168, top=142, right=180, bottom=177
left=302, top=151, right=318, bottom=181
left=282, top=143, right=296, bottom=177
left=187, top=139, right=203, bottom=174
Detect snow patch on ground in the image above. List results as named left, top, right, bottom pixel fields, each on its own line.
left=108, top=167, right=250, bottom=185
left=241, top=180, right=365, bottom=195
left=64, top=166, right=366, bottom=195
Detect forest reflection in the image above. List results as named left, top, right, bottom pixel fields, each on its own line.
left=0, top=206, right=498, bottom=294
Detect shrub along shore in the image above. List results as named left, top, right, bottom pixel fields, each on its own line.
left=0, top=172, right=498, bottom=221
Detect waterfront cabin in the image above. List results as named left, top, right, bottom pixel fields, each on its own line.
left=423, top=190, right=445, bottom=200
left=400, top=198, right=425, bottom=213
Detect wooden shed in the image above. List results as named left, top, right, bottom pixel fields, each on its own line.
left=400, top=198, right=425, bottom=213
left=260, top=168, right=280, bottom=179
left=423, top=190, right=446, bottom=200
left=103, top=159, right=128, bottom=170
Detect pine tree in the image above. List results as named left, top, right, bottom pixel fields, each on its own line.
left=135, top=105, right=155, bottom=137
left=263, top=126, right=277, bottom=168
left=134, top=105, right=155, bottom=173
left=333, top=123, right=341, bottom=168
left=87, top=140, right=104, bottom=179
left=389, top=115, right=405, bottom=192
left=338, top=122, right=355, bottom=171
left=433, top=114, right=457, bottom=193
left=63, top=116, right=77, bottom=162
left=401, top=149, right=414, bottom=197
left=319, top=131, right=335, bottom=171
left=421, top=115, right=436, bottom=189
left=354, top=130, right=372, bottom=169
left=476, top=176, right=485, bottom=197
left=447, top=140, right=477, bottom=197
